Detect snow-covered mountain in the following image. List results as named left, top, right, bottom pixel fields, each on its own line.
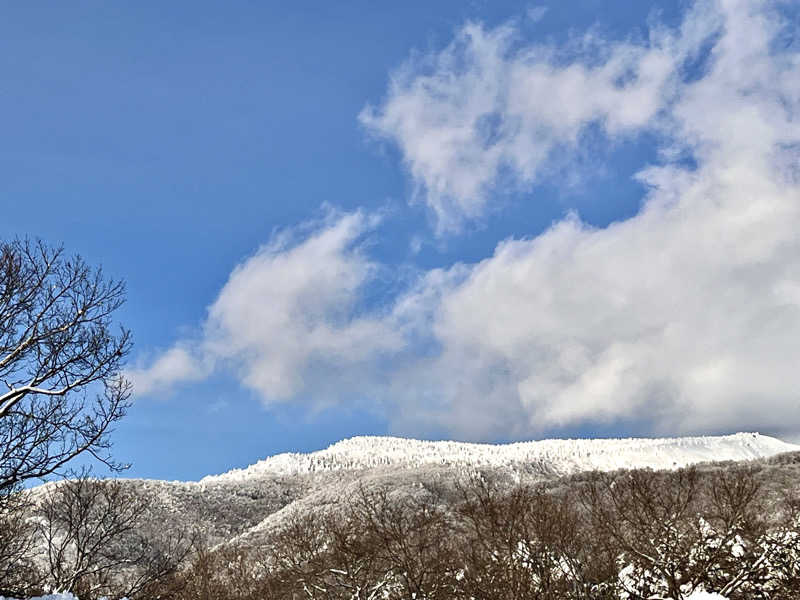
left=26, top=433, right=800, bottom=556
left=19, top=433, right=800, bottom=600
left=178, top=431, right=796, bottom=550
left=202, top=432, right=797, bottom=483
left=14, top=429, right=798, bottom=600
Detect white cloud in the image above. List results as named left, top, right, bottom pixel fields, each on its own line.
left=203, top=210, right=403, bottom=402
left=384, top=0, right=800, bottom=438
left=127, top=346, right=209, bottom=397
left=526, top=6, right=548, bottom=23
left=136, top=0, right=800, bottom=442
left=132, top=211, right=403, bottom=404
left=359, top=6, right=707, bottom=232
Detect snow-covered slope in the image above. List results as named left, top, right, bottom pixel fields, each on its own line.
left=202, top=432, right=798, bottom=483
left=22, top=432, right=799, bottom=572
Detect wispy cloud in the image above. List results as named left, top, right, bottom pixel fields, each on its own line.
left=202, top=210, right=402, bottom=402
left=127, top=346, right=209, bottom=397
left=130, top=210, right=402, bottom=404
left=358, top=5, right=705, bottom=232
left=526, top=6, right=548, bottom=23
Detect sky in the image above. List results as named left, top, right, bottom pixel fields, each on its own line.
left=2, top=0, right=799, bottom=481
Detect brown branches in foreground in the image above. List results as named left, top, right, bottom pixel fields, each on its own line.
left=4, top=461, right=800, bottom=599
left=169, top=465, right=800, bottom=600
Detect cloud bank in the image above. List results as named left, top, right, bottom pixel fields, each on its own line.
left=132, top=0, right=800, bottom=440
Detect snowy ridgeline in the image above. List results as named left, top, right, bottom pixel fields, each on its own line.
left=202, top=432, right=798, bottom=483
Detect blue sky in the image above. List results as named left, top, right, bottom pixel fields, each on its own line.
left=3, top=1, right=799, bottom=480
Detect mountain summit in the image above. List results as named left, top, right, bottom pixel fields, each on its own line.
left=202, top=432, right=798, bottom=483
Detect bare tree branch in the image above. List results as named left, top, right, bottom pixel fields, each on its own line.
left=0, top=238, right=132, bottom=493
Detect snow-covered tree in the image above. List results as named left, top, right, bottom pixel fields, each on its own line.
left=0, top=238, right=132, bottom=493
left=36, top=475, right=192, bottom=600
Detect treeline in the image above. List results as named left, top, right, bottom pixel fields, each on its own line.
left=0, top=476, right=193, bottom=599
left=174, top=462, right=800, bottom=600
left=3, top=459, right=800, bottom=600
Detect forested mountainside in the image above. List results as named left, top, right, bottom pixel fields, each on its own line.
left=7, top=433, right=800, bottom=599
left=29, top=432, right=788, bottom=551
left=23, top=433, right=800, bottom=552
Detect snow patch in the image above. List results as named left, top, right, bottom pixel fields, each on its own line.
left=1, top=595, right=82, bottom=600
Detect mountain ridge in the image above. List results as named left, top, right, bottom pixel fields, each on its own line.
left=200, top=431, right=799, bottom=483
left=22, top=431, right=800, bottom=583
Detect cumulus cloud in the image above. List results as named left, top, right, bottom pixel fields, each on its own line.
left=127, top=346, right=209, bottom=397
left=132, top=211, right=403, bottom=403
left=386, top=0, right=800, bottom=438
left=359, top=4, right=708, bottom=232
left=203, top=210, right=404, bottom=402
left=136, top=0, right=800, bottom=441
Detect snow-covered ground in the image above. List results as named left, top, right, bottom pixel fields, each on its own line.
left=1, top=595, right=80, bottom=600
left=202, top=432, right=798, bottom=483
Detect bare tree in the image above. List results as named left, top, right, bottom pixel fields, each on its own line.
left=456, top=477, right=543, bottom=600
left=176, top=542, right=278, bottom=600
left=267, top=483, right=459, bottom=600
left=0, top=486, right=41, bottom=597
left=577, top=466, right=796, bottom=599
left=36, top=474, right=192, bottom=600
left=123, top=522, right=197, bottom=600
left=0, top=238, right=132, bottom=493
left=698, top=467, right=767, bottom=597
left=349, top=483, right=459, bottom=600
left=37, top=476, right=148, bottom=597
left=455, top=475, right=616, bottom=600
left=580, top=468, right=704, bottom=600
left=271, top=507, right=398, bottom=600
left=761, top=487, right=800, bottom=596
left=270, top=510, right=344, bottom=600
